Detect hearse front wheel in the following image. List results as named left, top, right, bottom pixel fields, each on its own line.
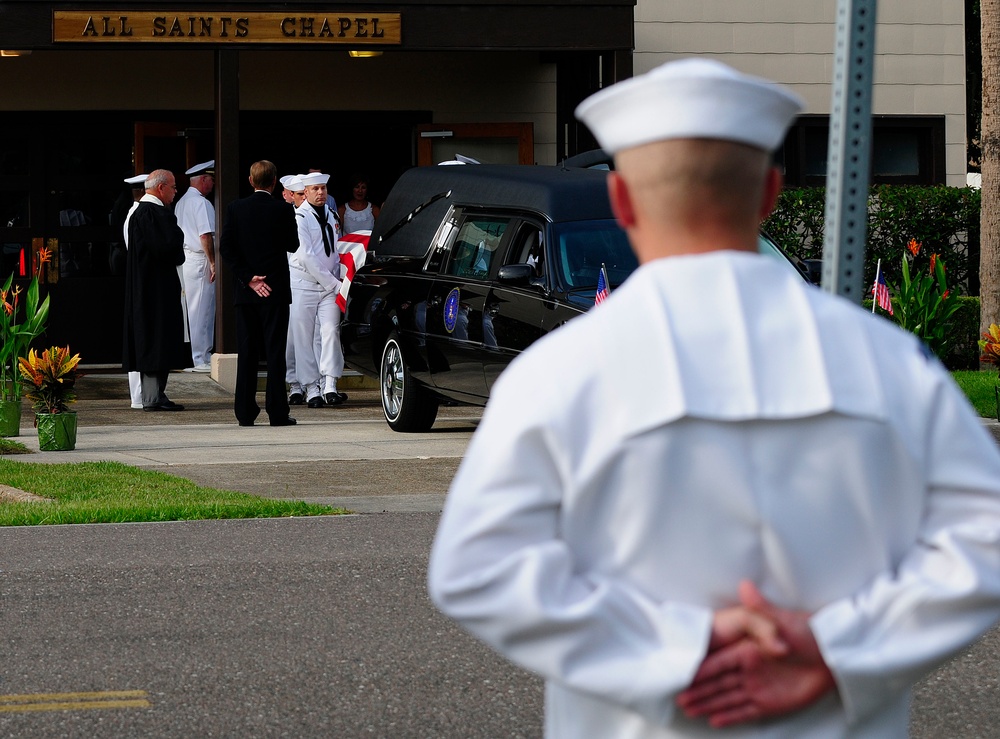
left=380, top=333, right=439, bottom=432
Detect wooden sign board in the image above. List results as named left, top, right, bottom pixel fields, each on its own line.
left=53, top=11, right=401, bottom=45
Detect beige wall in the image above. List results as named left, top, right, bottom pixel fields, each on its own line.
left=0, top=49, right=558, bottom=165
left=634, top=0, right=967, bottom=185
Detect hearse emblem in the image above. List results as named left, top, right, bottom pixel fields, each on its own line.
left=444, top=288, right=460, bottom=333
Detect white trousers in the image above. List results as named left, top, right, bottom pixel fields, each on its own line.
left=128, top=371, right=142, bottom=408
left=285, top=311, right=322, bottom=394
left=181, top=250, right=216, bottom=366
left=285, top=327, right=299, bottom=391
left=290, top=287, right=343, bottom=398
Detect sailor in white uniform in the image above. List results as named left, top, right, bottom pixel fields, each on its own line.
left=428, top=59, right=1000, bottom=738
left=289, top=171, right=347, bottom=407
left=174, top=160, right=217, bottom=372
left=279, top=174, right=308, bottom=404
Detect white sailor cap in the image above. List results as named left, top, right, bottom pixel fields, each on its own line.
left=575, top=58, right=805, bottom=155
left=124, top=174, right=148, bottom=186
left=300, top=172, right=330, bottom=187
left=280, top=174, right=305, bottom=192
left=185, top=160, right=215, bottom=176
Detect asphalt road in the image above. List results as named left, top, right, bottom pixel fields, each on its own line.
left=1, top=372, right=998, bottom=737
left=0, top=516, right=542, bottom=738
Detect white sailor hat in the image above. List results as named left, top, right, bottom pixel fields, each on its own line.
left=124, top=174, right=148, bottom=185
left=575, top=58, right=805, bottom=155
left=280, top=174, right=305, bottom=192
left=185, top=160, right=215, bottom=176
left=300, top=172, right=330, bottom=187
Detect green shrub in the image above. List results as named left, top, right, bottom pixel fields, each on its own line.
left=766, top=185, right=982, bottom=370
left=764, top=185, right=981, bottom=295
left=948, top=297, right=982, bottom=370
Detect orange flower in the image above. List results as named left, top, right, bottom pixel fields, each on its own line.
left=929, top=253, right=936, bottom=273
left=1, top=300, right=12, bottom=317
left=907, top=239, right=921, bottom=256
left=37, top=247, right=52, bottom=266
left=942, top=290, right=950, bottom=300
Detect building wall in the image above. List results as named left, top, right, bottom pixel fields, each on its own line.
left=0, top=49, right=558, bottom=164
left=633, top=0, right=967, bottom=186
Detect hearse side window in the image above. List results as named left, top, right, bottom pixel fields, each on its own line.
left=506, top=223, right=546, bottom=279
left=446, top=216, right=509, bottom=280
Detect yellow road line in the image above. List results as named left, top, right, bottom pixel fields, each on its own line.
left=0, top=690, right=150, bottom=713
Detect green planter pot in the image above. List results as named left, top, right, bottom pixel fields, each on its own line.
left=36, top=411, right=77, bottom=451
left=0, top=399, right=22, bottom=438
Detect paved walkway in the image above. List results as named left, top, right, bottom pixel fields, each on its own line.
left=3, top=372, right=482, bottom=513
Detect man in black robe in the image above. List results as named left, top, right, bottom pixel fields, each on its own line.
left=123, top=168, right=191, bottom=411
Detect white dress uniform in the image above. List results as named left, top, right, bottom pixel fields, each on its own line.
left=428, top=252, right=1000, bottom=738
left=174, top=184, right=216, bottom=369
left=289, top=201, right=343, bottom=401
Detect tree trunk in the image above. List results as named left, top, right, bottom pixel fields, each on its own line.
left=982, top=0, right=1000, bottom=354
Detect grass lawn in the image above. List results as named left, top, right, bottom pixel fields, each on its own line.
left=952, top=371, right=999, bottom=421
left=0, top=459, right=343, bottom=526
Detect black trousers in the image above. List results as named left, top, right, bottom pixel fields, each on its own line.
left=233, top=300, right=291, bottom=425
left=139, top=370, right=170, bottom=407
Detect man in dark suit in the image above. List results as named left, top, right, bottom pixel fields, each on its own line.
left=123, top=168, right=191, bottom=411
left=219, top=160, right=300, bottom=426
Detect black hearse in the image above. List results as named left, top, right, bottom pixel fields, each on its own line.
left=341, top=164, right=808, bottom=431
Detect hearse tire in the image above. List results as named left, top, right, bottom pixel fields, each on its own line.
left=380, top=333, right=439, bottom=432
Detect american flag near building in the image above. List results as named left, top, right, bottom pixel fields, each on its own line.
left=336, top=230, right=371, bottom=311
left=872, top=259, right=893, bottom=316
left=595, top=264, right=610, bottom=306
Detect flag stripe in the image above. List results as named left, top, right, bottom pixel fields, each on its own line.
left=594, top=265, right=609, bottom=306
left=336, top=230, right=371, bottom=312
left=873, top=271, right=893, bottom=315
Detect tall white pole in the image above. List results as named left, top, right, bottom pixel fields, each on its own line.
left=872, top=258, right=882, bottom=313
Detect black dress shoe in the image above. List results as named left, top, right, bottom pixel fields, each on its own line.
left=288, top=393, right=304, bottom=406
left=306, top=396, right=325, bottom=408
left=270, top=417, right=297, bottom=427
left=324, top=392, right=347, bottom=406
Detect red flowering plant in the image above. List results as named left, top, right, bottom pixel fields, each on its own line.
left=18, top=345, right=80, bottom=416
left=0, top=248, right=52, bottom=402
left=891, top=239, right=963, bottom=360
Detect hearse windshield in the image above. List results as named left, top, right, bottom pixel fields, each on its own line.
left=551, top=219, right=637, bottom=291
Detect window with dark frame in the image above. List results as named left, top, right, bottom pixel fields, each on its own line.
left=777, top=115, right=946, bottom=187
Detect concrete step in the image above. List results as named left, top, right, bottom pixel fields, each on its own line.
left=210, top=354, right=378, bottom=393
left=256, top=369, right=377, bottom=392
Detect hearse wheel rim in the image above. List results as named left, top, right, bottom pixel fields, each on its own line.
left=381, top=340, right=404, bottom=422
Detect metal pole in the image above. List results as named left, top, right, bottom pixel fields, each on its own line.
left=822, top=0, right=877, bottom=302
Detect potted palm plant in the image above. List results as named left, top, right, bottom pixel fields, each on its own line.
left=18, top=345, right=81, bottom=451
left=0, top=248, right=52, bottom=437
